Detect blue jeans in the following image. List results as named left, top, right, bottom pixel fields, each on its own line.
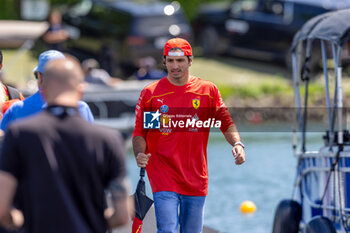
left=153, top=191, right=206, bottom=233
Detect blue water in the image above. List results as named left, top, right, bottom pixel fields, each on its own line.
left=126, top=131, right=324, bottom=233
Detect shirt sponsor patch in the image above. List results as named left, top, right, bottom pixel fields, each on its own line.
left=160, top=105, right=168, bottom=113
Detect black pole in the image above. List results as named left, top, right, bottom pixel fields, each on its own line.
left=301, top=56, right=310, bottom=153
left=140, top=167, right=145, bottom=177
left=302, top=80, right=309, bottom=153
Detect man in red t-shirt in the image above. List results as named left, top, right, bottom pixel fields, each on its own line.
left=132, top=38, right=245, bottom=233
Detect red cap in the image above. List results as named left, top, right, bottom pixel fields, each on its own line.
left=163, top=38, right=192, bottom=56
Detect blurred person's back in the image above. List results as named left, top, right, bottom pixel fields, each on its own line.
left=0, top=58, right=131, bottom=233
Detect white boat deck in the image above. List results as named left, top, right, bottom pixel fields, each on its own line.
left=0, top=20, right=48, bottom=48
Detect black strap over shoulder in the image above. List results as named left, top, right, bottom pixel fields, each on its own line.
left=5, top=85, right=21, bottom=100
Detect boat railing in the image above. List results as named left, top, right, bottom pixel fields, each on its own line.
left=293, top=149, right=350, bottom=225
left=294, top=150, right=350, bottom=158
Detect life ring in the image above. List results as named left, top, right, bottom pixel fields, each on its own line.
left=305, top=216, right=336, bottom=233
left=272, top=199, right=302, bottom=233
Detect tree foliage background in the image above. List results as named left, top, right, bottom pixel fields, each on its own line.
left=0, top=0, right=21, bottom=19
left=161, top=0, right=232, bottom=21
left=0, top=0, right=80, bottom=20
left=0, top=0, right=232, bottom=21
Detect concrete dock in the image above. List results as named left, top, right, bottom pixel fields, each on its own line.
left=113, top=205, right=219, bottom=233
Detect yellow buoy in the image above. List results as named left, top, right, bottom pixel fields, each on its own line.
left=240, top=201, right=257, bottom=214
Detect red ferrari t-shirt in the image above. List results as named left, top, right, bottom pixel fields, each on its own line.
left=133, top=76, right=234, bottom=196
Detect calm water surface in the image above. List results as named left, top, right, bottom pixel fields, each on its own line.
left=126, top=130, right=324, bottom=233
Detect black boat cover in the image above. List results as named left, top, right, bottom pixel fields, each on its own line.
left=291, top=8, right=350, bottom=51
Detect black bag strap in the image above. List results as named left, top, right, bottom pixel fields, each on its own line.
left=5, top=85, right=21, bottom=100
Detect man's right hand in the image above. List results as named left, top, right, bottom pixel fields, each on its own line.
left=136, top=153, right=151, bottom=168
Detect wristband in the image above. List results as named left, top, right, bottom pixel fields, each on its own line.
left=234, top=141, right=245, bottom=149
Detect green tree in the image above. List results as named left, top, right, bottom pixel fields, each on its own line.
left=49, top=0, right=79, bottom=7
left=174, top=0, right=201, bottom=21
left=0, top=0, right=80, bottom=20
left=161, top=0, right=233, bottom=21
left=0, top=0, right=21, bottom=19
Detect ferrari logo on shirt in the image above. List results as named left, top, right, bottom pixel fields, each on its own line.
left=192, top=99, right=200, bottom=109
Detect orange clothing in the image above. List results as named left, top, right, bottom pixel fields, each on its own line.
left=133, top=76, right=234, bottom=196
left=1, top=84, right=24, bottom=114
left=2, top=99, right=20, bottom=113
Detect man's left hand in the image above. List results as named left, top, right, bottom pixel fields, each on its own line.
left=232, top=145, right=245, bottom=165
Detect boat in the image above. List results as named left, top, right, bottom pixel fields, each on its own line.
left=0, top=20, right=48, bottom=48
left=272, top=8, right=350, bottom=233
left=82, top=80, right=152, bottom=138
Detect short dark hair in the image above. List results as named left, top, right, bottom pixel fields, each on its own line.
left=0, top=50, right=3, bottom=66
